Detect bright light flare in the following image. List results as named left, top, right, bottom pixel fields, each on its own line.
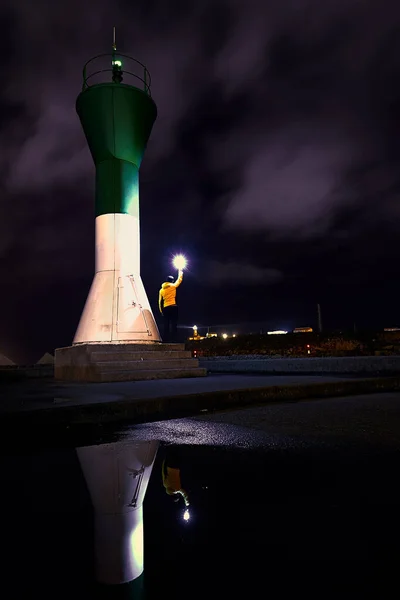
left=183, top=509, right=190, bottom=522
left=172, top=254, right=187, bottom=270
left=222, top=333, right=228, bottom=339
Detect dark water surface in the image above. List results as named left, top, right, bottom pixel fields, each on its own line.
left=1, top=396, right=400, bottom=596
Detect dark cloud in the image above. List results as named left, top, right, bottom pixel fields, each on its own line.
left=1, top=0, right=400, bottom=360
left=205, top=260, right=282, bottom=286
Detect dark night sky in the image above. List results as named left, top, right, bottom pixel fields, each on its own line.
left=1, top=0, right=400, bottom=362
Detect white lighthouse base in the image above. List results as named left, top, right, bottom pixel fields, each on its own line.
left=73, top=214, right=161, bottom=345
left=73, top=271, right=161, bottom=344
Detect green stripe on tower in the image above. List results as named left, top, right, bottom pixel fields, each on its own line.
left=95, top=159, right=139, bottom=217
left=76, top=82, right=157, bottom=218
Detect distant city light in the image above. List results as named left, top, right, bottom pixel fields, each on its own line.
left=267, top=330, right=288, bottom=335
left=222, top=333, right=228, bottom=339
left=172, top=254, right=187, bottom=270
left=232, top=334, right=236, bottom=337
left=183, top=509, right=190, bottom=521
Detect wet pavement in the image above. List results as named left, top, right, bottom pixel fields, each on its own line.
left=2, top=373, right=399, bottom=450
left=1, top=391, right=400, bottom=596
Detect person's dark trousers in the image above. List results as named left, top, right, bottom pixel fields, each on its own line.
left=163, top=305, right=178, bottom=342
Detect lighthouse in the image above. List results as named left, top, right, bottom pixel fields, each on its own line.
left=54, top=31, right=206, bottom=381
left=74, top=31, right=160, bottom=344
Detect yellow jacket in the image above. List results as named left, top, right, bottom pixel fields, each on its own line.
left=158, top=271, right=183, bottom=313
left=162, top=460, right=189, bottom=506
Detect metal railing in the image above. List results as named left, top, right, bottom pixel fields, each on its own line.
left=82, top=53, right=152, bottom=96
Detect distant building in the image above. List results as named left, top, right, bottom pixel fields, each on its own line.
left=0, top=353, right=15, bottom=366
left=36, top=353, right=55, bottom=365
left=293, top=327, right=313, bottom=333
left=267, top=330, right=288, bottom=335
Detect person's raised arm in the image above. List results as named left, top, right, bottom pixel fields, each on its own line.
left=158, top=289, right=164, bottom=314
left=173, top=270, right=183, bottom=288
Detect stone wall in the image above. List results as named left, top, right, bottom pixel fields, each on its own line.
left=199, top=355, right=400, bottom=374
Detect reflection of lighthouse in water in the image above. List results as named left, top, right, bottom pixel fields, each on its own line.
left=76, top=440, right=159, bottom=586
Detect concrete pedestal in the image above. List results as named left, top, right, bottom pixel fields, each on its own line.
left=55, top=342, right=207, bottom=382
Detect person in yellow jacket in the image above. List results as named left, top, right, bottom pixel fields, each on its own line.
left=162, top=455, right=190, bottom=507
left=158, top=269, right=183, bottom=342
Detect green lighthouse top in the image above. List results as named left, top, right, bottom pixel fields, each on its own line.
left=76, top=26, right=157, bottom=206
left=81, top=27, right=152, bottom=96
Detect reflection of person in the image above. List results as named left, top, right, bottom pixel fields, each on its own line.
left=158, top=270, right=183, bottom=343
left=162, top=447, right=189, bottom=507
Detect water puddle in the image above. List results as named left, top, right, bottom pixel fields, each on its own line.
left=1, top=414, right=399, bottom=596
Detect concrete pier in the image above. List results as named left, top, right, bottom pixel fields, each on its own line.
left=55, top=343, right=206, bottom=382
